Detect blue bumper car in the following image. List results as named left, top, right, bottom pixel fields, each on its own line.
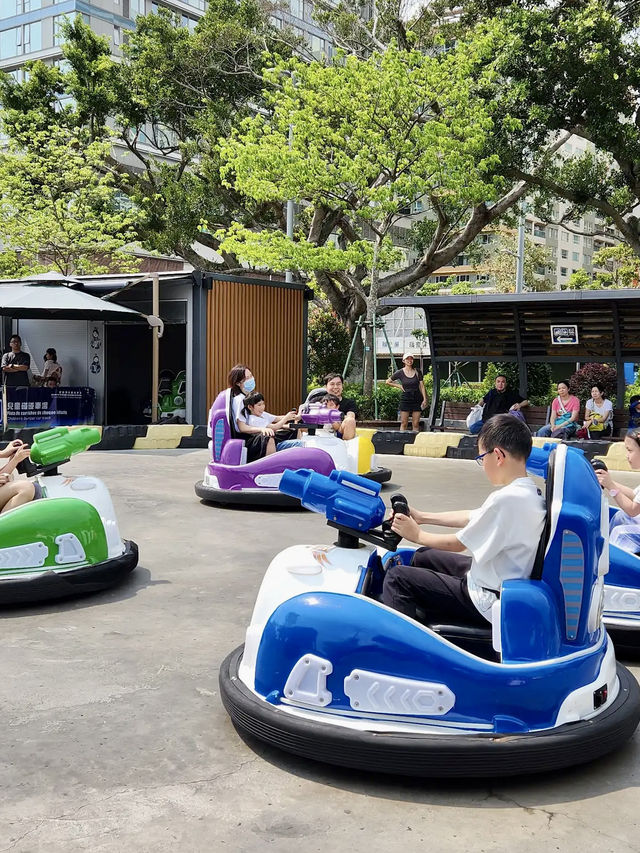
left=603, top=522, right=640, bottom=654
left=219, top=444, right=640, bottom=778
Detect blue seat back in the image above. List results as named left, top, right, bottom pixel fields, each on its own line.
left=540, top=444, right=608, bottom=648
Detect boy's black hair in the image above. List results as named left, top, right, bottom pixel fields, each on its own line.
left=322, top=393, right=341, bottom=406
left=478, top=414, right=532, bottom=461
left=630, top=395, right=640, bottom=406
left=243, top=392, right=264, bottom=413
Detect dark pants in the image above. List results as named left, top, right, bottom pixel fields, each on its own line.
left=382, top=547, right=488, bottom=626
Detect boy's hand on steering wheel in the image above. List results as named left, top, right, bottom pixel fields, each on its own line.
left=390, top=512, right=420, bottom=543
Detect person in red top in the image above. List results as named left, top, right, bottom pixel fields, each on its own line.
left=537, top=381, right=581, bottom=439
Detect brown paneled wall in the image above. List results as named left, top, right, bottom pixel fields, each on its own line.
left=207, top=279, right=305, bottom=415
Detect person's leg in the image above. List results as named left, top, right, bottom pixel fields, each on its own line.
left=537, top=424, right=552, bottom=437
left=0, top=480, right=35, bottom=513
left=275, top=439, right=302, bottom=450
left=382, top=560, right=486, bottom=625
left=399, top=410, right=409, bottom=431
left=265, top=437, right=276, bottom=455
left=411, top=410, right=421, bottom=431
left=340, top=418, right=356, bottom=440
left=469, top=419, right=483, bottom=435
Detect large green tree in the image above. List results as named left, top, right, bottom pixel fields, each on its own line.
left=0, top=2, right=287, bottom=270
left=217, top=47, right=565, bottom=390
left=0, top=124, right=140, bottom=276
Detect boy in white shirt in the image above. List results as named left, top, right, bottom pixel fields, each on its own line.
left=238, top=392, right=302, bottom=451
left=383, top=414, right=546, bottom=625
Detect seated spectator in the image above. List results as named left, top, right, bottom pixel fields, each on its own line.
left=537, top=381, right=580, bottom=439
left=595, top=431, right=640, bottom=554
left=629, top=395, right=640, bottom=430
left=583, top=384, right=613, bottom=438
left=0, top=439, right=36, bottom=513
left=239, top=392, right=301, bottom=452
left=321, top=374, right=357, bottom=440
left=382, top=415, right=546, bottom=625
left=469, top=374, right=529, bottom=435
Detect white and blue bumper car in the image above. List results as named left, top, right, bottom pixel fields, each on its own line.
left=220, top=443, right=640, bottom=778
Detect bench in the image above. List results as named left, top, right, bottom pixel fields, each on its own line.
left=434, top=401, right=550, bottom=434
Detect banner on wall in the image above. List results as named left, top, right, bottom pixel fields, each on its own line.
left=0, top=387, right=96, bottom=428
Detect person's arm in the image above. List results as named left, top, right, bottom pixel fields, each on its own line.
left=390, top=513, right=468, bottom=551
left=0, top=445, right=30, bottom=475
left=272, top=411, right=297, bottom=430
left=409, top=507, right=472, bottom=528
left=595, top=470, right=640, bottom=516
left=569, top=400, right=580, bottom=423
left=419, top=373, right=427, bottom=407
left=603, top=402, right=614, bottom=425
left=236, top=419, right=274, bottom=437
left=510, top=397, right=529, bottom=411
left=386, top=377, right=402, bottom=388
left=0, top=439, right=26, bottom=459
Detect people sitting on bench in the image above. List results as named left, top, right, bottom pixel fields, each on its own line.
left=536, top=380, right=580, bottom=439
left=382, top=415, right=546, bottom=626
left=469, top=374, right=529, bottom=435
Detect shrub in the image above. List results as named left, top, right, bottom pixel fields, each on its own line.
left=307, top=309, right=351, bottom=383
left=569, top=363, right=618, bottom=403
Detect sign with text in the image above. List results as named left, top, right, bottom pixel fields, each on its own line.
left=550, top=324, right=579, bottom=345
left=0, top=387, right=95, bottom=428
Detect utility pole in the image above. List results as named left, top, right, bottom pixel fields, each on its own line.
left=516, top=205, right=526, bottom=293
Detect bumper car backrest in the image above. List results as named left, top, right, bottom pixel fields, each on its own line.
left=500, top=444, right=607, bottom=662
left=208, top=389, right=235, bottom=461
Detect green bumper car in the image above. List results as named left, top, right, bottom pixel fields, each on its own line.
left=0, top=427, right=138, bottom=605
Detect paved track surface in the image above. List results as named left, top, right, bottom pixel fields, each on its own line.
left=2, top=451, right=640, bottom=853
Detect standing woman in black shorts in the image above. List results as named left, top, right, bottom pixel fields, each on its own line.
left=386, top=353, right=427, bottom=431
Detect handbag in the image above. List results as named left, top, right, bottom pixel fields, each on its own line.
left=555, top=397, right=572, bottom=427
left=466, top=404, right=484, bottom=429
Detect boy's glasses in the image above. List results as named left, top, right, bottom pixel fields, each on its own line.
left=475, top=450, right=491, bottom=466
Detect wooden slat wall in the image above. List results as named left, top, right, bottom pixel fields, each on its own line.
left=207, top=280, right=304, bottom=415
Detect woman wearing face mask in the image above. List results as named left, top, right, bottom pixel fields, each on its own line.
left=227, top=364, right=276, bottom=460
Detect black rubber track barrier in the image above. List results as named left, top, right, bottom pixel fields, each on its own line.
left=220, top=645, right=640, bottom=779
left=0, top=540, right=138, bottom=605
left=91, top=425, right=146, bottom=451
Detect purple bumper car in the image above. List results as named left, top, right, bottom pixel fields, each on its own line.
left=195, top=390, right=337, bottom=507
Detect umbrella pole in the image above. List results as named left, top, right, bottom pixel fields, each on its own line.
left=152, top=274, right=159, bottom=424
left=2, top=380, right=7, bottom=435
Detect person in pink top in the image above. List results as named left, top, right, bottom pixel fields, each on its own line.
left=536, top=381, right=581, bottom=438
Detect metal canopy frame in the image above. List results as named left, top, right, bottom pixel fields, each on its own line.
left=380, top=290, right=640, bottom=428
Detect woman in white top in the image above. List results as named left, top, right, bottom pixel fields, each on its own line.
left=584, top=383, right=613, bottom=438
left=595, top=430, right=640, bottom=554
left=42, top=348, right=62, bottom=384
left=227, top=364, right=275, bottom=461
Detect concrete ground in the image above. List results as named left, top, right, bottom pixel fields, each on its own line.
left=2, top=451, right=640, bottom=853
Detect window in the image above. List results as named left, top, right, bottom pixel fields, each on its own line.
left=0, top=21, right=40, bottom=58
left=131, top=0, right=145, bottom=15
left=584, top=237, right=592, bottom=248
left=550, top=247, right=557, bottom=258
left=535, top=265, right=546, bottom=275
left=548, top=226, right=558, bottom=239
left=561, top=232, right=569, bottom=243
left=534, top=224, right=546, bottom=238
left=479, top=234, right=492, bottom=244
left=113, top=26, right=121, bottom=46
left=1, top=0, right=42, bottom=15
left=561, top=249, right=568, bottom=259
left=309, top=34, right=325, bottom=56
left=560, top=267, right=567, bottom=276
left=573, top=234, right=580, bottom=244
left=572, top=251, right=579, bottom=261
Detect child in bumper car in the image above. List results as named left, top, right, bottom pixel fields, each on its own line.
left=240, top=392, right=302, bottom=452
left=383, top=415, right=546, bottom=626
left=595, top=430, right=640, bottom=554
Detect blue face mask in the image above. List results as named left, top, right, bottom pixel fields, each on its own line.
left=243, top=377, right=256, bottom=393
